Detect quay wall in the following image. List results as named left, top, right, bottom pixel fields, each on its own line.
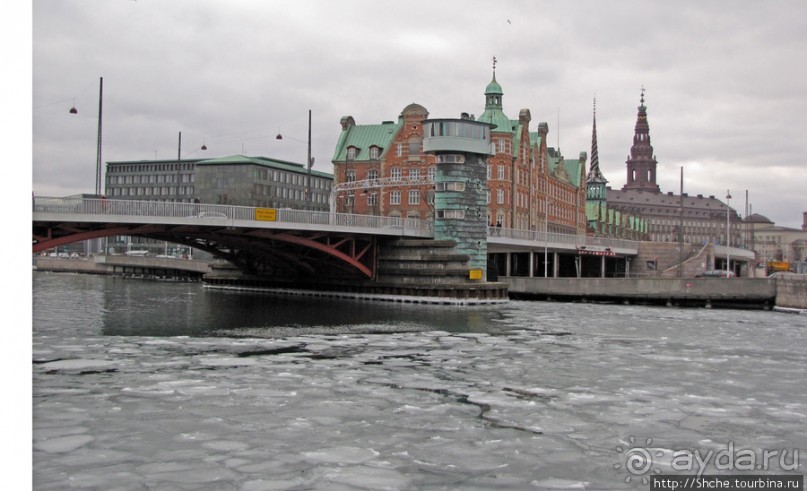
left=775, top=275, right=807, bottom=309
left=505, top=277, right=779, bottom=308
left=34, top=256, right=212, bottom=278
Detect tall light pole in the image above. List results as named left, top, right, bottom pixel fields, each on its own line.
left=678, top=166, right=684, bottom=277
left=177, top=131, right=184, bottom=204
left=276, top=110, right=314, bottom=209
left=307, top=109, right=312, bottom=207
left=544, top=195, right=549, bottom=278
left=726, top=189, right=732, bottom=278
left=95, top=77, right=103, bottom=196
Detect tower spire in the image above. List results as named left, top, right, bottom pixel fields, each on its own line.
left=587, top=97, right=608, bottom=205
left=587, top=97, right=606, bottom=184
left=621, top=87, right=660, bottom=193
left=478, top=57, right=509, bottom=131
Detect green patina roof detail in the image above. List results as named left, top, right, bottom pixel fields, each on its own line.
left=563, top=157, right=583, bottom=189
left=477, top=73, right=512, bottom=133
left=332, top=122, right=401, bottom=162
left=529, top=132, right=543, bottom=148
left=586, top=201, right=646, bottom=231
left=586, top=201, right=602, bottom=220
left=196, top=155, right=333, bottom=179
left=477, top=108, right=513, bottom=133
left=485, top=74, right=503, bottom=95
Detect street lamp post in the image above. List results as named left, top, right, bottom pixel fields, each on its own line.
left=726, top=190, right=732, bottom=278
left=96, top=77, right=103, bottom=196
left=544, top=195, right=549, bottom=278
left=276, top=110, right=314, bottom=209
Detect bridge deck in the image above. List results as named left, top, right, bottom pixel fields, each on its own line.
left=32, top=197, right=640, bottom=255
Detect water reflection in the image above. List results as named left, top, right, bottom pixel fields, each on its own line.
left=33, top=272, right=509, bottom=337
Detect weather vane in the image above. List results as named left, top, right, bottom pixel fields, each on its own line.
left=492, top=56, right=497, bottom=73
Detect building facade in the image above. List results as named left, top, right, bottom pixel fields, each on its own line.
left=330, top=71, right=588, bottom=235
left=193, top=155, right=332, bottom=209
left=104, top=155, right=332, bottom=255
left=106, top=155, right=333, bottom=211
left=745, top=212, right=807, bottom=265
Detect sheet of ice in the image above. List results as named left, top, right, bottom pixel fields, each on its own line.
left=32, top=296, right=807, bottom=490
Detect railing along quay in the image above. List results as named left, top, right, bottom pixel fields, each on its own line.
left=488, top=226, right=638, bottom=252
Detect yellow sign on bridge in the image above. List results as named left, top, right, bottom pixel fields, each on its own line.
left=255, top=208, right=277, bottom=222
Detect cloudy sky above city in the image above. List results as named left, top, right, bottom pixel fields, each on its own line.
left=28, top=0, right=807, bottom=227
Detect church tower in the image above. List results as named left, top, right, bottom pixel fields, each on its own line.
left=622, top=88, right=660, bottom=193
left=586, top=98, right=608, bottom=203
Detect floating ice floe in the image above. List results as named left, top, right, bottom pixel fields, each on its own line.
left=39, top=359, right=116, bottom=371
left=33, top=434, right=94, bottom=453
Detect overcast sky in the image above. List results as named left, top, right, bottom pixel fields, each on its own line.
left=29, top=0, right=807, bottom=228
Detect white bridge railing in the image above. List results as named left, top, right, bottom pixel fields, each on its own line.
left=489, top=226, right=639, bottom=252
left=32, top=197, right=434, bottom=235
left=33, top=197, right=639, bottom=251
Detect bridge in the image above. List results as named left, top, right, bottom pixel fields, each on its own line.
left=32, top=196, right=638, bottom=283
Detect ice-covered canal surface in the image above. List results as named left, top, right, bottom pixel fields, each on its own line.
left=33, top=273, right=807, bottom=490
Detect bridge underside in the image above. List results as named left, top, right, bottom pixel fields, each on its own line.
left=33, top=221, right=378, bottom=280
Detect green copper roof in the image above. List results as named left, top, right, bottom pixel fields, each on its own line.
left=196, top=155, right=333, bottom=179
left=478, top=72, right=512, bottom=133
left=564, top=157, right=583, bottom=189
left=332, top=122, right=401, bottom=162
left=477, top=109, right=513, bottom=133
left=485, top=74, right=503, bottom=95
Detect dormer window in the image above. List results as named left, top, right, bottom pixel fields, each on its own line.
left=347, top=147, right=357, bottom=160
left=369, top=146, right=381, bottom=160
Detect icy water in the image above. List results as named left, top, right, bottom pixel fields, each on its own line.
left=32, top=272, right=806, bottom=490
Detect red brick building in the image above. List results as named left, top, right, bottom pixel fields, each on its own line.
left=331, top=71, right=588, bottom=235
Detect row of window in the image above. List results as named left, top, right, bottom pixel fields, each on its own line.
left=252, top=184, right=329, bottom=204
left=109, top=163, right=193, bottom=174
left=389, top=190, right=421, bottom=206
left=108, top=174, right=193, bottom=185
left=252, top=168, right=331, bottom=190
left=108, top=186, right=193, bottom=197
left=347, top=167, right=438, bottom=182
left=424, top=122, right=491, bottom=141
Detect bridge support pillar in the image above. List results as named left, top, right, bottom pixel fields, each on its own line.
left=553, top=252, right=560, bottom=278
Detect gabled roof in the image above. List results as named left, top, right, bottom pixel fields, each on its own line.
left=332, top=121, right=401, bottom=162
